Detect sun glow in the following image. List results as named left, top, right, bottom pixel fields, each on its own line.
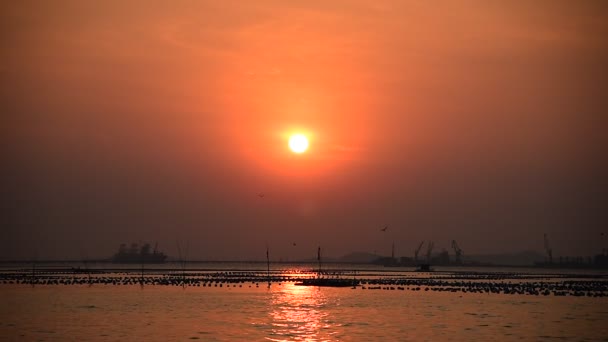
left=289, top=134, right=309, bottom=154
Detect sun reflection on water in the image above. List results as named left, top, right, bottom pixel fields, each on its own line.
left=267, top=284, right=334, bottom=342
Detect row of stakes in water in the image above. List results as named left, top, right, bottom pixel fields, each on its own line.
left=0, top=272, right=606, bottom=297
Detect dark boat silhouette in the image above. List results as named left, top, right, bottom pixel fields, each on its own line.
left=296, top=277, right=359, bottom=287
left=415, top=263, right=433, bottom=272
left=295, top=246, right=359, bottom=287
left=112, top=242, right=167, bottom=264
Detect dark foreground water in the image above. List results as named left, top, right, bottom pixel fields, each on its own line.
left=1, top=263, right=607, bottom=341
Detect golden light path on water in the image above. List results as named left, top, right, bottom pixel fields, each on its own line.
left=268, top=285, right=329, bottom=341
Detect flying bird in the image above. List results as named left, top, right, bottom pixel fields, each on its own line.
left=257, top=193, right=265, bottom=198
left=380, top=225, right=388, bottom=232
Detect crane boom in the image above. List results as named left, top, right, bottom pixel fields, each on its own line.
left=451, top=240, right=463, bottom=264
left=414, top=241, right=424, bottom=262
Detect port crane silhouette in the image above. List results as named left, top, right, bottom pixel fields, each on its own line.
left=414, top=241, right=424, bottom=263
left=451, top=240, right=463, bottom=264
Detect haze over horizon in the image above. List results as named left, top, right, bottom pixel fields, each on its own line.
left=3, top=1, right=607, bottom=261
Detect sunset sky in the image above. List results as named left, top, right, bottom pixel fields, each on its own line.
left=3, top=0, right=607, bottom=261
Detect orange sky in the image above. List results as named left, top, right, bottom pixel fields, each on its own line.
left=2, top=0, right=607, bottom=260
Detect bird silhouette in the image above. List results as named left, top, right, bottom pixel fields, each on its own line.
left=380, top=225, right=388, bottom=232
left=257, top=193, right=265, bottom=198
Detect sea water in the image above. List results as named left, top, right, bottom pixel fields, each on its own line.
left=0, top=264, right=607, bottom=341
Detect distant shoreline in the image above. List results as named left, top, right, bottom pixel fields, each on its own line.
left=1, top=259, right=606, bottom=270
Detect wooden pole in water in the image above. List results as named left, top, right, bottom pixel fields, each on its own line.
left=31, top=261, right=35, bottom=287
left=140, top=252, right=144, bottom=288
left=182, top=252, right=186, bottom=288
left=317, top=246, right=321, bottom=278
left=176, top=240, right=186, bottom=289
left=266, top=245, right=270, bottom=287
left=85, top=259, right=91, bottom=286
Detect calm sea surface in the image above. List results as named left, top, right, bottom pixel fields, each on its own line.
left=1, top=263, right=607, bottom=341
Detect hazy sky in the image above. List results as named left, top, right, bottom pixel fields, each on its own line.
left=2, top=0, right=607, bottom=260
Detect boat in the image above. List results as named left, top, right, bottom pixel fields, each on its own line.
left=296, top=277, right=359, bottom=287
left=295, top=246, right=359, bottom=287
left=416, top=263, right=433, bottom=272
left=112, top=242, right=167, bottom=264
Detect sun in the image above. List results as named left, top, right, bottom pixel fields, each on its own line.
left=288, top=134, right=309, bottom=154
